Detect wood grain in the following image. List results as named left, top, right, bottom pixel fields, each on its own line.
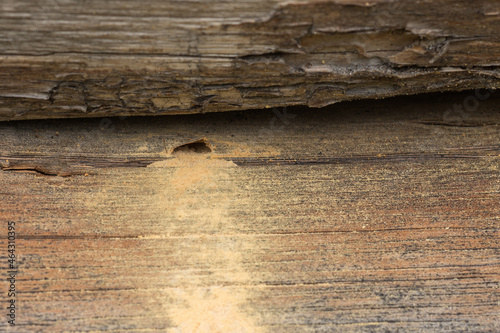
left=1, top=0, right=500, bottom=120
left=0, top=92, right=499, bottom=332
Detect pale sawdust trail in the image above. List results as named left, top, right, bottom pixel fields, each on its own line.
left=150, top=152, right=261, bottom=333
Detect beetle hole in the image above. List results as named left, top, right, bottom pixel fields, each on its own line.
left=171, top=139, right=212, bottom=155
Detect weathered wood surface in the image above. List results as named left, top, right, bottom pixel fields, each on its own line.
left=1, top=0, right=500, bottom=121
left=0, top=92, right=499, bottom=332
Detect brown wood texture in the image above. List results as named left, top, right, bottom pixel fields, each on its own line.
left=0, top=91, right=499, bottom=332
left=1, top=0, right=500, bottom=121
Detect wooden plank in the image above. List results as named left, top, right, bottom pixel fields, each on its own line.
left=1, top=0, right=500, bottom=120
left=0, top=92, right=499, bottom=331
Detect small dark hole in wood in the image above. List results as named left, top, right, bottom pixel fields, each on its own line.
left=172, top=139, right=212, bottom=155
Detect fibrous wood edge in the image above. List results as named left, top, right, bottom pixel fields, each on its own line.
left=1, top=0, right=500, bottom=120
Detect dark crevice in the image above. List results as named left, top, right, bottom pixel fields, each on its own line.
left=171, top=138, right=212, bottom=155
left=416, top=121, right=498, bottom=127
left=0, top=166, right=89, bottom=177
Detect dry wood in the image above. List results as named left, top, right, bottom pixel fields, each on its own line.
left=0, top=92, right=499, bottom=331
left=1, top=0, right=500, bottom=120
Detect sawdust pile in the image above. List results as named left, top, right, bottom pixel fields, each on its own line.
left=149, top=150, right=260, bottom=333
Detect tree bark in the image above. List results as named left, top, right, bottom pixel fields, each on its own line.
left=1, top=0, right=500, bottom=120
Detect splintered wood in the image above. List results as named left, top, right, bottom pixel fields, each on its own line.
left=1, top=0, right=500, bottom=120
left=0, top=92, right=499, bottom=332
